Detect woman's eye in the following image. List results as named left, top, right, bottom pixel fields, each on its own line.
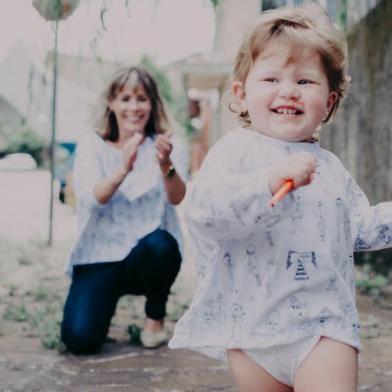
left=121, top=95, right=130, bottom=102
left=137, top=95, right=148, bottom=102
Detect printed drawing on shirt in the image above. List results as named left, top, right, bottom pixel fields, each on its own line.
left=289, top=193, right=305, bottom=233
left=286, top=251, right=317, bottom=287
left=337, top=294, right=360, bottom=340
left=376, top=225, right=392, bottom=244
left=222, top=252, right=237, bottom=293
left=266, top=257, right=278, bottom=299
left=228, top=187, right=249, bottom=226
left=231, top=302, right=246, bottom=342
left=314, top=160, right=328, bottom=191
left=250, top=309, right=282, bottom=338
left=354, top=223, right=371, bottom=250
left=287, top=295, right=313, bottom=334
left=265, top=309, right=281, bottom=336
left=348, top=178, right=365, bottom=218
left=335, top=197, right=344, bottom=243
left=201, top=299, right=215, bottom=325
left=263, top=214, right=281, bottom=246
left=314, top=200, right=327, bottom=242
left=246, top=244, right=262, bottom=287
left=200, top=296, right=223, bottom=333
left=326, top=263, right=338, bottom=292
left=317, top=306, right=333, bottom=328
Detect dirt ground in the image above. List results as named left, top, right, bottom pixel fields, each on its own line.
left=0, top=171, right=391, bottom=391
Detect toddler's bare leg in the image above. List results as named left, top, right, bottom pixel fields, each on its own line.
left=294, top=337, right=357, bottom=392
left=227, top=349, right=293, bottom=392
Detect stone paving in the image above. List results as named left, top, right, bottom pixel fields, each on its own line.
left=1, top=293, right=392, bottom=391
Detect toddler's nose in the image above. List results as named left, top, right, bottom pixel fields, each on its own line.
left=279, top=82, right=300, bottom=100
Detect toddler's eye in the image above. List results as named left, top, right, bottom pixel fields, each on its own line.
left=264, top=78, right=279, bottom=83
left=298, top=79, right=313, bottom=85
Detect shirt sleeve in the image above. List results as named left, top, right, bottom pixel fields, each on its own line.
left=185, top=132, right=273, bottom=240
left=170, top=136, right=189, bottom=182
left=347, top=174, right=392, bottom=251
left=72, top=134, right=106, bottom=211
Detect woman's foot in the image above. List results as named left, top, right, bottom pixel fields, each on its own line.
left=140, top=318, right=168, bottom=348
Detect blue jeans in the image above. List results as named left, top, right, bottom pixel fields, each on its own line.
left=61, top=229, right=181, bottom=354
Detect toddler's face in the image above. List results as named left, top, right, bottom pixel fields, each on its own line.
left=233, top=43, right=337, bottom=142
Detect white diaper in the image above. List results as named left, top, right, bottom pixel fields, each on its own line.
left=243, top=335, right=320, bottom=387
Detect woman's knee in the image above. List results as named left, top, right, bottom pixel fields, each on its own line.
left=61, top=319, right=105, bottom=355
left=143, top=230, right=181, bottom=264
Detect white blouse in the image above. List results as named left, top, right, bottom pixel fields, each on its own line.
left=66, top=132, right=188, bottom=275
left=169, top=127, right=392, bottom=359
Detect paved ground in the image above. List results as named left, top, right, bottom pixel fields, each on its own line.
left=0, top=171, right=391, bottom=391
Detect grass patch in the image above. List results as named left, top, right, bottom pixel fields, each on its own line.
left=356, top=274, right=388, bottom=297
left=2, top=287, right=65, bottom=352
left=3, top=303, right=29, bottom=322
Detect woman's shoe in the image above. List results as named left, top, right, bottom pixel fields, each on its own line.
left=140, top=329, right=168, bottom=348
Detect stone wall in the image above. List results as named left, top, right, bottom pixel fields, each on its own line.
left=321, top=0, right=392, bottom=205
left=321, top=0, right=392, bottom=273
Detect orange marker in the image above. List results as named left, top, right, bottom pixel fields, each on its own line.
left=269, top=180, right=294, bottom=207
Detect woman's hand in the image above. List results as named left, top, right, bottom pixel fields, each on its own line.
left=122, top=133, right=144, bottom=172
left=155, top=133, right=173, bottom=169
left=269, top=152, right=316, bottom=194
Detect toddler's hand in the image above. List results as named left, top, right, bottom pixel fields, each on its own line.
left=269, top=152, right=316, bottom=194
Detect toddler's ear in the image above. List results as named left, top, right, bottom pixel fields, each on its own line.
left=232, top=81, right=245, bottom=102
left=327, top=91, right=338, bottom=111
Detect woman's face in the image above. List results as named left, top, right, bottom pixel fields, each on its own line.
left=108, top=83, right=152, bottom=138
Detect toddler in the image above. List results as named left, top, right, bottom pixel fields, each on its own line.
left=169, top=3, right=392, bottom=391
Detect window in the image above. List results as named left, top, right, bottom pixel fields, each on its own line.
left=261, top=0, right=287, bottom=11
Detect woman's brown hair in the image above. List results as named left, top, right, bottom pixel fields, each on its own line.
left=99, top=66, right=170, bottom=141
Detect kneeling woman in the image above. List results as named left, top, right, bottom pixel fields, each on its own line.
left=61, top=67, right=187, bottom=354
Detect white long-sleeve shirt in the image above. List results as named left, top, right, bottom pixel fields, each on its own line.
left=66, top=133, right=188, bottom=275
left=169, top=128, right=392, bottom=359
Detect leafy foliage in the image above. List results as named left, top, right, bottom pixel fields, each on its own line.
left=140, top=56, right=174, bottom=104
left=2, top=287, right=65, bottom=352
left=0, top=121, right=46, bottom=166
left=32, top=0, right=80, bottom=21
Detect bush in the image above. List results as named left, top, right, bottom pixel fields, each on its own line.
left=354, top=249, right=392, bottom=277
left=0, top=123, right=46, bottom=166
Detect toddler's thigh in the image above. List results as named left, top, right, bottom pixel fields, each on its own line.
left=294, top=337, right=358, bottom=392
left=226, top=349, right=292, bottom=392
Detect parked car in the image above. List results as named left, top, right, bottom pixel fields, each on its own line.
left=0, top=153, right=37, bottom=170
left=54, top=142, right=76, bottom=204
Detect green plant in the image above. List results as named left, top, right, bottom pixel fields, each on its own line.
left=167, top=300, right=190, bottom=321
left=140, top=56, right=174, bottom=105
left=3, top=303, right=30, bottom=322
left=354, top=249, right=392, bottom=276
left=8, top=285, right=17, bottom=296
left=2, top=288, right=65, bottom=352
left=356, top=274, right=388, bottom=296
left=6, top=127, right=45, bottom=165
left=32, top=287, right=51, bottom=301
left=127, top=323, right=141, bottom=343
left=29, top=304, right=64, bottom=351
